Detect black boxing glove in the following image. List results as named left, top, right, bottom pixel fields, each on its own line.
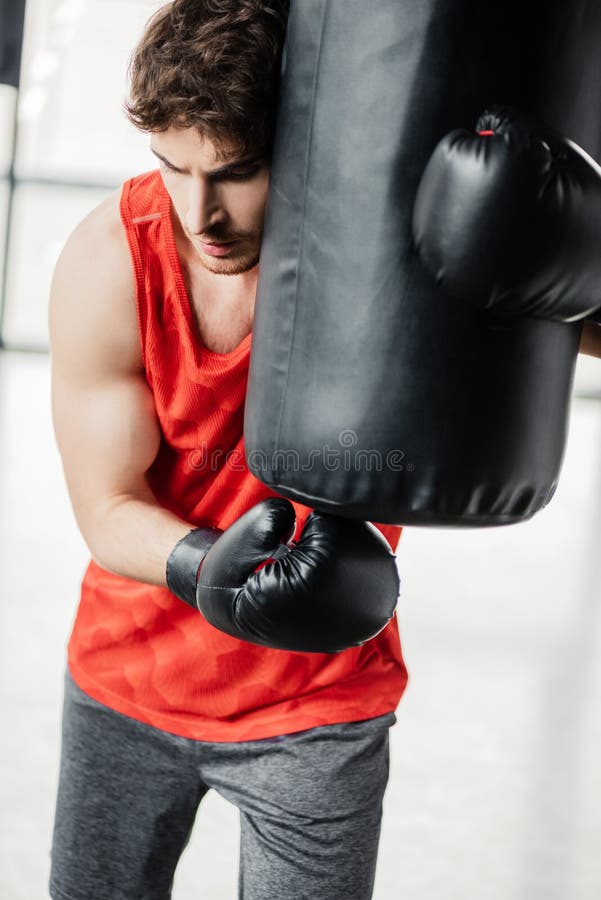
left=166, top=497, right=400, bottom=653
left=412, top=104, right=601, bottom=323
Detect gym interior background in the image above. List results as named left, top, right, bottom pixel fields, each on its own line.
left=1, top=1, right=600, bottom=898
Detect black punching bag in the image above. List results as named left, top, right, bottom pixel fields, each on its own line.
left=244, top=0, right=589, bottom=526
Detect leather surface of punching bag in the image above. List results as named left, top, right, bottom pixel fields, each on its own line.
left=245, top=0, right=593, bottom=526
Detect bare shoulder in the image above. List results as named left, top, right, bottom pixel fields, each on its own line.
left=49, top=187, right=143, bottom=375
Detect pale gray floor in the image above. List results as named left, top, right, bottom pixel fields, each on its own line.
left=1, top=348, right=600, bottom=900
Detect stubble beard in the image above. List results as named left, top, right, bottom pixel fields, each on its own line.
left=196, top=245, right=261, bottom=276
left=187, top=227, right=262, bottom=275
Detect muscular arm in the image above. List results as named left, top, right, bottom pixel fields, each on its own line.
left=49, top=192, right=191, bottom=587
left=578, top=321, right=601, bottom=358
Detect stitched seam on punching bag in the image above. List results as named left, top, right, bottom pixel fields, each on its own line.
left=273, top=0, right=329, bottom=473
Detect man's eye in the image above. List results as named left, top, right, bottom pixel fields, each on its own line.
left=161, top=162, right=181, bottom=176
left=227, top=167, right=261, bottom=181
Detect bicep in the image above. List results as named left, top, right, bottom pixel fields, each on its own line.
left=49, top=204, right=161, bottom=535
left=51, top=368, right=161, bottom=529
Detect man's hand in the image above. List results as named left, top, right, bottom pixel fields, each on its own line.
left=579, top=321, right=601, bottom=358
left=166, top=497, right=400, bottom=653
left=413, top=105, right=601, bottom=323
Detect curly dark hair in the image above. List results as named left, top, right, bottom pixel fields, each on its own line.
left=124, top=0, right=290, bottom=158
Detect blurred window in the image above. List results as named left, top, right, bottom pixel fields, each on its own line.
left=1, top=0, right=161, bottom=349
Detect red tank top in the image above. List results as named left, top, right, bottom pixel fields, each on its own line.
left=67, top=170, right=408, bottom=741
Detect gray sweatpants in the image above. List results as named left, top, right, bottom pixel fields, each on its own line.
left=50, top=669, right=396, bottom=900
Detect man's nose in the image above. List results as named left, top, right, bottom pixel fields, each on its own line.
left=185, top=178, right=224, bottom=235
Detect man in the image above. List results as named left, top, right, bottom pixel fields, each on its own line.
left=48, top=2, right=408, bottom=898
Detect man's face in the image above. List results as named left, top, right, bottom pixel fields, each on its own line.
left=150, top=126, right=270, bottom=276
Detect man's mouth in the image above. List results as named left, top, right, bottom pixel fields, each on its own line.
left=199, top=238, right=240, bottom=257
